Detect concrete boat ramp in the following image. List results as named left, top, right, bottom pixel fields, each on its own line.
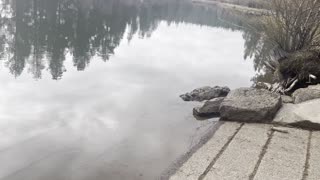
left=167, top=122, right=320, bottom=180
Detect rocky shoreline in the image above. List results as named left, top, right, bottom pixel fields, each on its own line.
left=180, top=85, right=320, bottom=130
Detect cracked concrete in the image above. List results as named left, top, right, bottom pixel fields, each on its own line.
left=169, top=122, right=242, bottom=180
left=168, top=122, right=319, bottom=180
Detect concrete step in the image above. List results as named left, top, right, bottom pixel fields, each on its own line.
left=307, top=131, right=320, bottom=180
left=169, top=122, right=242, bottom=180
left=203, top=123, right=271, bottom=180
left=168, top=122, right=318, bottom=180
left=253, top=127, right=309, bottom=180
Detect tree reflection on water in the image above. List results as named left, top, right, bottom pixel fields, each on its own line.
left=0, top=0, right=247, bottom=80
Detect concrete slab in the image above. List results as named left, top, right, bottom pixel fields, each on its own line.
left=307, top=131, right=320, bottom=180
left=169, top=122, right=241, bottom=180
left=253, top=127, right=309, bottom=180
left=203, top=123, right=271, bottom=180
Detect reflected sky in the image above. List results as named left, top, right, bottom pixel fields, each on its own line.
left=0, top=0, right=245, bottom=79
left=0, top=0, right=255, bottom=180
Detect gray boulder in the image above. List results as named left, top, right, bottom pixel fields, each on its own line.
left=193, top=97, right=224, bottom=117
left=273, top=99, right=320, bottom=130
left=281, top=95, right=294, bottom=103
left=180, top=86, right=230, bottom=102
left=292, top=84, right=320, bottom=103
left=308, top=84, right=320, bottom=90
left=220, top=88, right=282, bottom=122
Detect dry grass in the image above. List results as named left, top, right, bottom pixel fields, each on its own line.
left=263, top=0, right=320, bottom=54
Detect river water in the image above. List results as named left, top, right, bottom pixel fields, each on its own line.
left=0, top=0, right=255, bottom=179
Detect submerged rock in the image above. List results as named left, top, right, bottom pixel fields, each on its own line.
left=220, top=88, right=282, bottom=122
left=292, top=85, right=320, bottom=103
left=273, top=99, right=320, bottom=130
left=180, top=86, right=230, bottom=102
left=281, top=95, right=294, bottom=103
left=193, top=97, right=224, bottom=117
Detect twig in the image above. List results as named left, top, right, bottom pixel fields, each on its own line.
left=284, top=78, right=298, bottom=92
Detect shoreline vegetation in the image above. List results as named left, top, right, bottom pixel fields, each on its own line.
left=179, top=0, right=320, bottom=129
left=192, top=0, right=269, bottom=16
left=193, top=0, right=320, bottom=95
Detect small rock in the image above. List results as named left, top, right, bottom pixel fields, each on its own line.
left=292, top=85, right=320, bottom=103
left=180, top=86, right=230, bottom=102
left=193, top=97, right=224, bottom=117
left=220, top=88, right=282, bottom=122
left=281, top=95, right=293, bottom=103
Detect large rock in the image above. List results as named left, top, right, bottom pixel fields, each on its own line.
left=273, top=99, right=320, bottom=130
left=292, top=84, right=320, bottom=103
left=193, top=97, right=224, bottom=117
left=308, top=84, right=320, bottom=90
left=180, top=86, right=230, bottom=102
left=220, top=88, right=282, bottom=122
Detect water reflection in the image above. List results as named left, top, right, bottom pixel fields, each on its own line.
left=241, top=16, right=281, bottom=86
left=0, top=1, right=256, bottom=180
left=0, top=0, right=246, bottom=79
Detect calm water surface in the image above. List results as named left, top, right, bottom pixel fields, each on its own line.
left=0, top=0, right=254, bottom=179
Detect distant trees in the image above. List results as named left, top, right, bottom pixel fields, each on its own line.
left=213, top=0, right=268, bottom=9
